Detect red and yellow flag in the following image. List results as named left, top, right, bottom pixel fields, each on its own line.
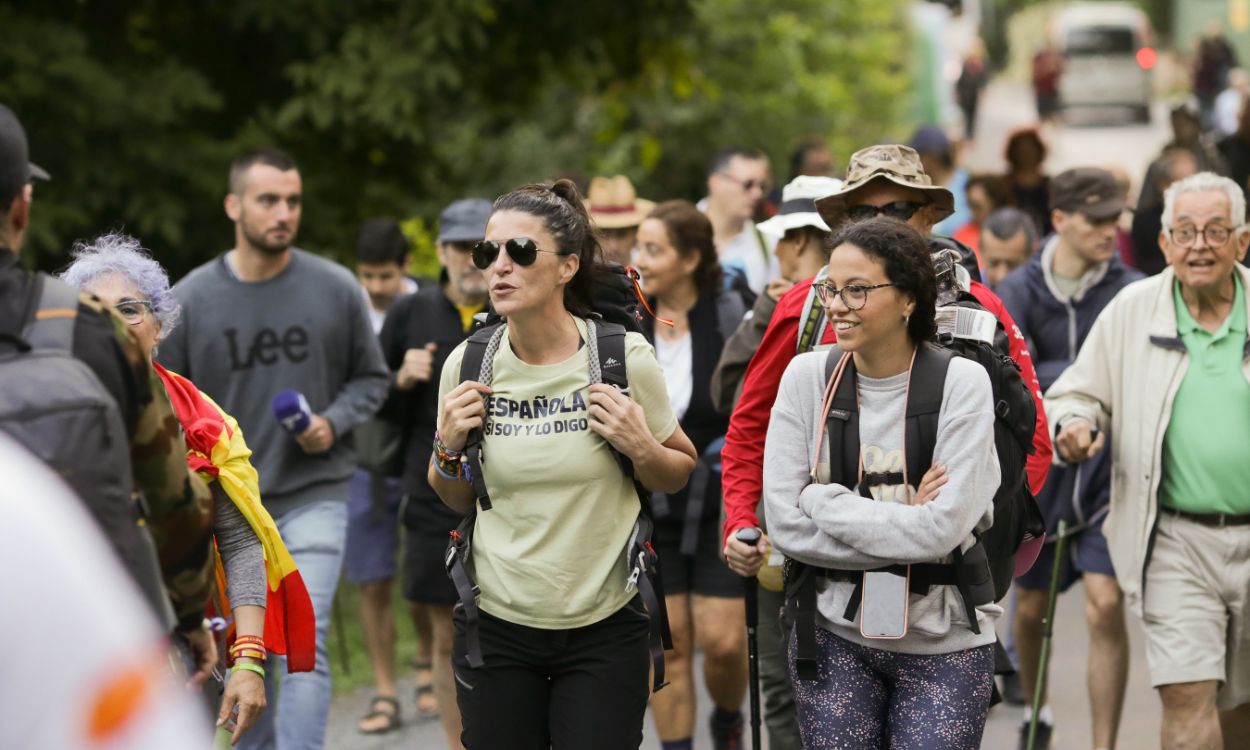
left=154, top=363, right=316, bottom=673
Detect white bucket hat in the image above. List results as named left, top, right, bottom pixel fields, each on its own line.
left=756, top=175, right=843, bottom=239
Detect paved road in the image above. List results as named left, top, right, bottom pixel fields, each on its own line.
left=326, top=579, right=1159, bottom=749
left=324, top=79, right=1172, bottom=750
left=964, top=78, right=1172, bottom=198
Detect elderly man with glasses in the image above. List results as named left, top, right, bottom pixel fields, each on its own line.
left=1047, top=172, right=1250, bottom=750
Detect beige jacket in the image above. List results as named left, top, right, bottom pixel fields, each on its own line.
left=1045, top=265, right=1250, bottom=615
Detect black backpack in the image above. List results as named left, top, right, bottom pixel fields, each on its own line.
left=787, top=323, right=1043, bottom=681
left=444, top=263, right=674, bottom=692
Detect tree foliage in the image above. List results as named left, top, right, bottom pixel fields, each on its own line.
left=1, top=0, right=909, bottom=278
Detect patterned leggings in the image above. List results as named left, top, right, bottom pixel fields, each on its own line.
left=787, top=626, right=994, bottom=750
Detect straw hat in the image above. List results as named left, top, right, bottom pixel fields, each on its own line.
left=586, top=175, right=656, bottom=229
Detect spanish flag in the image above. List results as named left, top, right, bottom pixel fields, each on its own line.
left=154, top=363, right=316, bottom=673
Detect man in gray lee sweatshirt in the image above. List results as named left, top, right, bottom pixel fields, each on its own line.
left=158, top=147, right=389, bottom=750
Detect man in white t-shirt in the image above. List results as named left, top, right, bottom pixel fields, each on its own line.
left=701, top=147, right=778, bottom=294
left=0, top=432, right=210, bottom=749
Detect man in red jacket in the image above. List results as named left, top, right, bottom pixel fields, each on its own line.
left=722, top=143, right=1052, bottom=570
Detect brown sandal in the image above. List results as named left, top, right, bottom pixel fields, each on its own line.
left=358, top=695, right=402, bottom=734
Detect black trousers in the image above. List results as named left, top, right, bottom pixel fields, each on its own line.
left=452, top=596, right=652, bottom=749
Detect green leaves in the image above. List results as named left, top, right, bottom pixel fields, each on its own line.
left=4, top=0, right=908, bottom=279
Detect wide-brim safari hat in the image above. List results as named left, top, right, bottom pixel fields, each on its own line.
left=756, top=175, right=843, bottom=239
left=813, top=144, right=955, bottom=228
left=586, top=175, right=656, bottom=229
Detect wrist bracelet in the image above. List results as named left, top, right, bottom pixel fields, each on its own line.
left=231, top=662, right=266, bottom=679
left=433, top=432, right=464, bottom=461
left=230, top=648, right=267, bottom=662
left=433, top=457, right=461, bottom=481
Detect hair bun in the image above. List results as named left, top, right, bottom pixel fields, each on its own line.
left=550, top=178, right=584, bottom=206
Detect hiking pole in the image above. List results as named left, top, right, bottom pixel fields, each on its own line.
left=735, top=527, right=763, bottom=750
left=1027, top=519, right=1068, bottom=750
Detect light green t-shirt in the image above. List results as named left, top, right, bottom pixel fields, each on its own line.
left=1160, top=274, right=1250, bottom=515
left=438, top=317, right=678, bottom=629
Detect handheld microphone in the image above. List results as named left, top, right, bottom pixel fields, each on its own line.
left=272, top=389, right=312, bottom=435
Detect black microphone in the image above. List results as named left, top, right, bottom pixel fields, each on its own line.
left=272, top=389, right=312, bottom=436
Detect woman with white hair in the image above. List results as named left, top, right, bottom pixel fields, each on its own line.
left=62, top=233, right=313, bottom=745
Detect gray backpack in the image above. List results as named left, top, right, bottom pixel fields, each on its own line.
left=0, top=275, right=172, bottom=626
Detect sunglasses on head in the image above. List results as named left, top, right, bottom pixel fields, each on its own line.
left=845, top=200, right=927, bottom=223
left=471, top=238, right=560, bottom=269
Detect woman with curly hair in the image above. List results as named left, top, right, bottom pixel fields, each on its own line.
left=62, top=233, right=316, bottom=746
left=764, top=217, right=1002, bottom=749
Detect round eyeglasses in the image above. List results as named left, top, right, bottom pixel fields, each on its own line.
left=813, top=281, right=895, bottom=311
left=1168, top=224, right=1236, bottom=248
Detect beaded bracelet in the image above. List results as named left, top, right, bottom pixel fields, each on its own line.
left=231, top=662, right=266, bottom=679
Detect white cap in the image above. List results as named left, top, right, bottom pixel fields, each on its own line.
left=756, top=175, right=843, bottom=239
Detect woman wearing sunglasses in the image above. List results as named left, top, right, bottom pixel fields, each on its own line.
left=430, top=180, right=697, bottom=750
left=632, top=200, right=750, bottom=749
left=763, top=218, right=1001, bottom=749
left=61, top=233, right=315, bottom=745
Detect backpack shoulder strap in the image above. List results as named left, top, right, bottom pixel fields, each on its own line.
left=459, top=322, right=502, bottom=385
left=23, top=274, right=80, bottom=352
left=590, top=319, right=628, bottom=391
left=823, top=348, right=861, bottom=493
left=459, top=322, right=506, bottom=511
left=903, top=343, right=954, bottom=487
left=588, top=319, right=641, bottom=484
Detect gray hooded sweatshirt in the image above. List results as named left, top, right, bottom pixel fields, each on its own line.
left=764, top=348, right=1001, bottom=654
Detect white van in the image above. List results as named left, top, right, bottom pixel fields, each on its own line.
left=1051, top=3, right=1155, bottom=122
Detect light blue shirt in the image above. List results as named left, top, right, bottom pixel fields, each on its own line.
left=934, top=167, right=971, bottom=237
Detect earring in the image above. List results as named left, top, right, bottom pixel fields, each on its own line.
left=904, top=314, right=910, bottom=327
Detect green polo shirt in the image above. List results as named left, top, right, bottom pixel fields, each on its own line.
left=1160, top=274, right=1250, bottom=515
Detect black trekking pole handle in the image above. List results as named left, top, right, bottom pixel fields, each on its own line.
left=736, top=527, right=763, bottom=750
left=736, top=527, right=762, bottom=627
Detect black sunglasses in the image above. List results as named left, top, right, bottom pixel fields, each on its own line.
left=845, top=201, right=927, bottom=223
left=471, top=238, right=559, bottom=269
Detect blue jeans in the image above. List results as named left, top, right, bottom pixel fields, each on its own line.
left=236, top=497, right=347, bottom=750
